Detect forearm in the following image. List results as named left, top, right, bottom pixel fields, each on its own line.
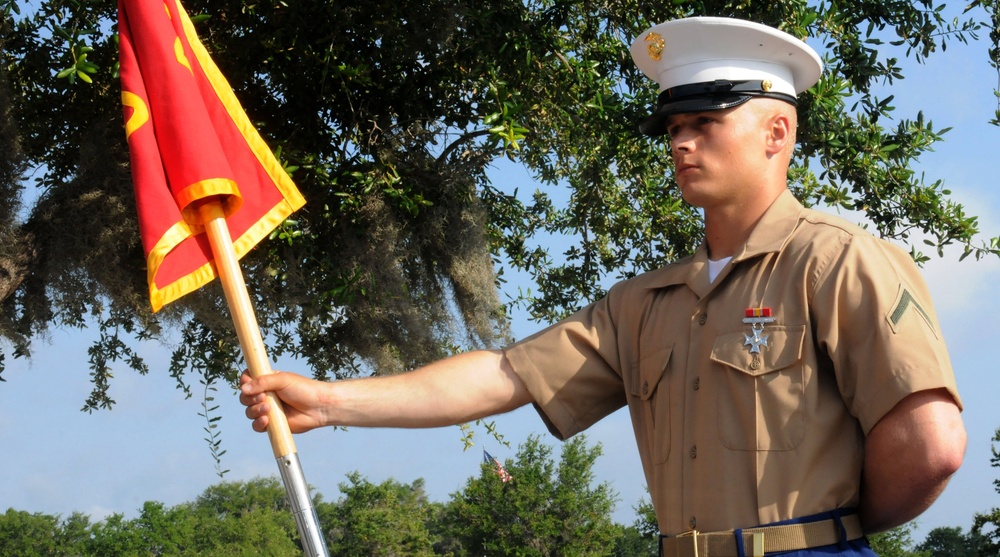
left=858, top=388, right=966, bottom=533
left=325, top=349, right=532, bottom=428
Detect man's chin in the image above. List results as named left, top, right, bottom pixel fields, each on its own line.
left=677, top=184, right=710, bottom=208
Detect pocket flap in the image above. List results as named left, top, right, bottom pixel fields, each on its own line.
left=630, top=344, right=673, bottom=400
left=710, top=325, right=805, bottom=376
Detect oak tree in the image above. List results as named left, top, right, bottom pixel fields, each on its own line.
left=0, top=0, right=997, bottom=412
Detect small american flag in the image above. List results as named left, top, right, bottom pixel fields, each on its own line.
left=483, top=449, right=513, bottom=483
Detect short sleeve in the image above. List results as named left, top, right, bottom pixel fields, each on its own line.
left=503, top=295, right=628, bottom=440
left=811, top=235, right=962, bottom=434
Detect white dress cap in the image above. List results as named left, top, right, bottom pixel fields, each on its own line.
left=630, top=17, right=823, bottom=136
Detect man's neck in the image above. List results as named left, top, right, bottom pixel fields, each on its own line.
left=703, top=188, right=785, bottom=259
left=704, top=216, right=754, bottom=259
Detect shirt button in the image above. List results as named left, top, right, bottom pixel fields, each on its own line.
left=692, top=377, right=700, bottom=391
left=689, top=445, right=697, bottom=459
left=689, top=516, right=697, bottom=529
left=642, top=381, right=649, bottom=395
left=698, top=313, right=708, bottom=325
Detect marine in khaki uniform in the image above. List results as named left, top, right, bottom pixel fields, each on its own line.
left=240, top=16, right=966, bottom=557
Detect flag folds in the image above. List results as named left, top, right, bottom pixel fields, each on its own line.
left=483, top=449, right=514, bottom=483
left=118, top=0, right=305, bottom=312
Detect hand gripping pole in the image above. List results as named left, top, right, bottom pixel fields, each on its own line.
left=199, top=201, right=329, bottom=557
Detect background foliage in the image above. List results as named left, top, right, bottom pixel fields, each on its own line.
left=1, top=0, right=999, bottom=543
left=0, top=0, right=997, bottom=405
left=2, top=433, right=998, bottom=556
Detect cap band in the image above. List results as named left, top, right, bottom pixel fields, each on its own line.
left=638, top=80, right=798, bottom=137
left=659, top=79, right=797, bottom=106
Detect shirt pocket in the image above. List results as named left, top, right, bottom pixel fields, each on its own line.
left=629, top=344, right=673, bottom=464
left=710, top=325, right=806, bottom=451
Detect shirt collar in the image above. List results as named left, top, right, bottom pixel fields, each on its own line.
left=642, top=189, right=804, bottom=290
left=736, top=189, right=804, bottom=261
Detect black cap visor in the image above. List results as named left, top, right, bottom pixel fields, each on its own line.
left=638, top=79, right=798, bottom=137
left=639, top=93, right=753, bottom=136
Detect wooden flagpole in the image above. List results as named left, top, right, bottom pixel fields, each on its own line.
left=198, top=200, right=330, bottom=557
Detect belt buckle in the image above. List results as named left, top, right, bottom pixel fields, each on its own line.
left=676, top=529, right=700, bottom=557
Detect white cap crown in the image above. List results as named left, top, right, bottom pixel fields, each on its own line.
left=630, top=17, right=823, bottom=136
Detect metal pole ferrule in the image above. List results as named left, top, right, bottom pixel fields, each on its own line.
left=277, top=452, right=329, bottom=557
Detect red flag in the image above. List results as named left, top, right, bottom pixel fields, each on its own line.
left=118, top=0, right=305, bottom=312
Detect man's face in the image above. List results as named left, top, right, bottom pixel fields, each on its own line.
left=663, top=102, right=769, bottom=211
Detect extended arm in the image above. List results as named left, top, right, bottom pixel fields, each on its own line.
left=858, top=388, right=966, bottom=533
left=239, top=349, right=533, bottom=433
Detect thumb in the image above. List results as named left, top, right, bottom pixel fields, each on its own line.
left=241, top=371, right=291, bottom=396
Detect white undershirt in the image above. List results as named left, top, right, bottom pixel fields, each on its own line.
left=708, top=256, right=732, bottom=283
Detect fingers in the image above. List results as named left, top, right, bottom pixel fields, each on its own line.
left=238, top=370, right=324, bottom=434
left=239, top=370, right=274, bottom=432
left=242, top=394, right=270, bottom=430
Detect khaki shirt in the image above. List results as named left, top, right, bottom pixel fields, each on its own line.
left=504, top=190, right=961, bottom=535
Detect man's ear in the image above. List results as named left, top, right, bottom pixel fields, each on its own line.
left=765, top=112, right=793, bottom=157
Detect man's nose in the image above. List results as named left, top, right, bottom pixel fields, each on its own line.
left=670, top=132, right=695, bottom=153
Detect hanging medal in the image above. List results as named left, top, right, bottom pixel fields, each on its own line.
left=742, top=307, right=776, bottom=354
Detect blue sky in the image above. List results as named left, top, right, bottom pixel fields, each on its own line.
left=2, top=15, right=999, bottom=543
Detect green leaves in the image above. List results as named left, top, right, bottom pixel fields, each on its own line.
left=199, top=375, right=230, bottom=478
left=83, top=308, right=151, bottom=413
left=1, top=0, right=999, bottom=423
left=327, top=474, right=437, bottom=557
left=0, top=438, right=657, bottom=556
left=443, top=435, right=621, bottom=556
left=50, top=11, right=102, bottom=86
left=54, top=41, right=98, bottom=84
